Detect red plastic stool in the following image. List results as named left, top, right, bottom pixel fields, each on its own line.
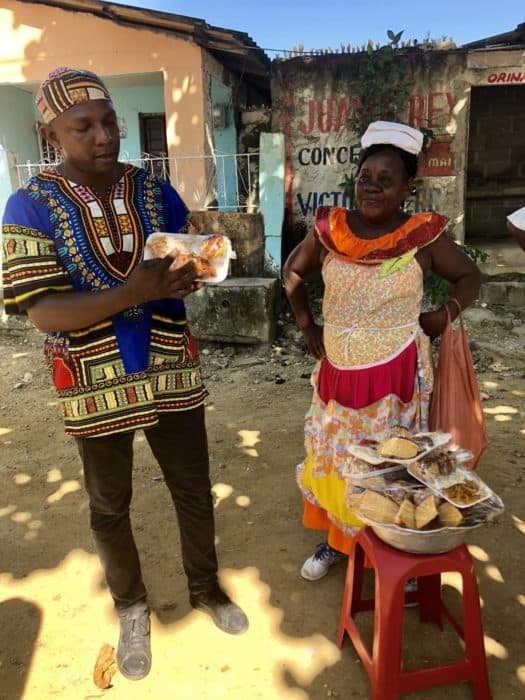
left=337, top=527, right=491, bottom=699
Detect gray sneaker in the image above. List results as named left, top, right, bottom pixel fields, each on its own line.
left=190, top=587, right=249, bottom=634
left=116, top=602, right=151, bottom=681
left=301, top=542, right=346, bottom=581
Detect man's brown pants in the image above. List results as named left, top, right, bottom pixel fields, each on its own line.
left=75, top=406, right=218, bottom=610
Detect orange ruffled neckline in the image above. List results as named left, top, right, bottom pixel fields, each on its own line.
left=328, top=209, right=440, bottom=261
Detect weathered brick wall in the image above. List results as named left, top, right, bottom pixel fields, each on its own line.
left=466, top=85, right=525, bottom=240
left=238, top=107, right=271, bottom=152
left=466, top=195, right=525, bottom=240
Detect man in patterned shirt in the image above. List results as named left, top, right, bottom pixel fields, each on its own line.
left=1, top=67, right=248, bottom=681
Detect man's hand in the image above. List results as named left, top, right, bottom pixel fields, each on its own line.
left=26, top=256, right=201, bottom=333
left=127, top=256, right=199, bottom=304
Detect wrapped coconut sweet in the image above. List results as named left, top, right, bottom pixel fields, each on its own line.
left=144, top=232, right=235, bottom=282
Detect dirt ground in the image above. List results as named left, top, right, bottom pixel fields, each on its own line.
left=0, top=305, right=524, bottom=700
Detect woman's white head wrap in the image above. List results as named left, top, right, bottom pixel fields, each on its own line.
left=507, top=206, right=525, bottom=232
left=361, top=121, right=424, bottom=155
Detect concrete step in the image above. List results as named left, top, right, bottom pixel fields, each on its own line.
left=184, top=277, right=280, bottom=344
left=473, top=239, right=525, bottom=276
left=480, top=279, right=525, bottom=308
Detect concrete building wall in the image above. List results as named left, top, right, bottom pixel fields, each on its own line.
left=462, top=50, right=525, bottom=248
left=238, top=106, right=271, bottom=211
left=468, top=87, right=523, bottom=182
left=271, top=47, right=525, bottom=246
left=186, top=34, right=254, bottom=210
left=201, top=49, right=232, bottom=159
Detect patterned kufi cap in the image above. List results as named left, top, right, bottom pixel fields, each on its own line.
left=36, top=67, right=111, bottom=124
left=361, top=120, right=424, bottom=155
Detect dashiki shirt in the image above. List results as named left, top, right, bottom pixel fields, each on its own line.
left=2, top=165, right=207, bottom=438
left=298, top=206, right=449, bottom=553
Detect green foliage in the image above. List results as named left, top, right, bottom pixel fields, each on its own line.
left=273, top=28, right=455, bottom=60
left=459, top=244, right=490, bottom=266
left=348, top=30, right=410, bottom=138
left=387, top=30, right=404, bottom=44
left=424, top=244, right=489, bottom=305
left=339, top=30, right=422, bottom=208
left=423, top=269, right=451, bottom=306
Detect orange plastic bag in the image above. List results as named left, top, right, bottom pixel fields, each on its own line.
left=428, top=308, right=488, bottom=469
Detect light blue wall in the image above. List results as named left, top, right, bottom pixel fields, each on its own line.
left=0, top=83, right=165, bottom=192
left=110, top=85, right=165, bottom=160
left=0, top=82, right=166, bottom=274
left=0, top=86, right=41, bottom=167
left=259, top=132, right=285, bottom=276
left=0, top=145, right=12, bottom=226
left=0, top=83, right=166, bottom=166
left=211, top=77, right=238, bottom=211
left=0, top=87, right=41, bottom=221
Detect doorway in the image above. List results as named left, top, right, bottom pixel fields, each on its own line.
left=465, top=85, right=525, bottom=243
left=139, top=113, right=168, bottom=179
left=211, top=78, right=238, bottom=211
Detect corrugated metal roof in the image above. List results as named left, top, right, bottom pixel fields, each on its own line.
left=17, top=0, right=271, bottom=92
left=462, top=22, right=525, bottom=49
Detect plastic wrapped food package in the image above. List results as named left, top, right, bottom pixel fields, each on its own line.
left=346, top=431, right=451, bottom=466
left=342, top=453, right=405, bottom=481
left=345, top=465, right=412, bottom=491
left=460, top=493, right=505, bottom=526
left=345, top=463, right=502, bottom=533
left=344, top=431, right=459, bottom=483
left=144, top=232, right=236, bottom=283
left=365, top=491, right=504, bottom=554
left=408, top=463, right=493, bottom=508
left=346, top=483, right=503, bottom=554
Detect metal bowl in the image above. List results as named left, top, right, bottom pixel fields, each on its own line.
left=367, top=521, right=478, bottom=554
left=359, top=491, right=505, bottom=554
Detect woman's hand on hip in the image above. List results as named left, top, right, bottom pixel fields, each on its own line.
left=302, top=323, right=326, bottom=360
left=419, top=309, right=447, bottom=340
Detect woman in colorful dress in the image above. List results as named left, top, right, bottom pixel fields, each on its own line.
left=283, top=121, right=483, bottom=580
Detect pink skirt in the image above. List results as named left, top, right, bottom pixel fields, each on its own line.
left=304, top=340, right=419, bottom=554
left=318, top=340, right=418, bottom=409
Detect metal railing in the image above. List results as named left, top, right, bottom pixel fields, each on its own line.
left=15, top=152, right=260, bottom=212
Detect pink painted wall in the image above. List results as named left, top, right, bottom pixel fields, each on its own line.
left=1, top=0, right=209, bottom=206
